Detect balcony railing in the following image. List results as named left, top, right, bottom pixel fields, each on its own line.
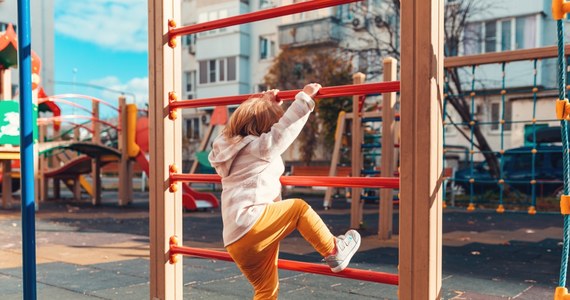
left=278, top=17, right=342, bottom=48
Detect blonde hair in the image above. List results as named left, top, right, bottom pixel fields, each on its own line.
left=223, top=94, right=284, bottom=139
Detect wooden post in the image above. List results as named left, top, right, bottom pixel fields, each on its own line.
left=0, top=68, right=11, bottom=100
left=189, top=123, right=214, bottom=174
left=351, top=73, right=365, bottom=229
left=73, top=177, right=81, bottom=201
left=118, top=96, right=131, bottom=206
left=400, top=0, right=444, bottom=299
left=1, top=68, right=12, bottom=209
left=92, top=99, right=101, bottom=205
left=323, top=111, right=346, bottom=208
left=148, top=0, right=183, bottom=298
left=379, top=57, right=397, bottom=240
left=2, top=160, right=11, bottom=208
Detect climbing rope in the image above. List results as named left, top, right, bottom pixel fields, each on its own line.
left=554, top=5, right=570, bottom=295
left=467, top=65, right=476, bottom=212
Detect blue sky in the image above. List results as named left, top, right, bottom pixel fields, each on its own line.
left=53, top=0, right=148, bottom=118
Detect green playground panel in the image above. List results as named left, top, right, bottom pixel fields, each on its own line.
left=0, top=100, right=38, bottom=145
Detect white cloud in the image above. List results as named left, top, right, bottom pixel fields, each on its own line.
left=55, top=0, right=147, bottom=52
left=89, top=76, right=148, bottom=107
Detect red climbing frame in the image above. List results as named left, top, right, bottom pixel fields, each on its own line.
left=169, top=238, right=399, bottom=285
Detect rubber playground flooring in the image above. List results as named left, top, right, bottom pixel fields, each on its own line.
left=0, top=190, right=565, bottom=299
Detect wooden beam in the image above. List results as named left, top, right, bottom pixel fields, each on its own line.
left=148, top=0, right=183, bottom=299
left=351, top=73, right=365, bottom=229
left=92, top=100, right=101, bottom=205
left=400, top=0, right=444, bottom=299
left=444, top=45, right=570, bottom=68
left=379, top=57, right=397, bottom=240
left=323, top=111, right=346, bottom=208
left=118, top=97, right=130, bottom=206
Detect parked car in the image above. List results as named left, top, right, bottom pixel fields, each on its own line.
left=453, top=145, right=563, bottom=197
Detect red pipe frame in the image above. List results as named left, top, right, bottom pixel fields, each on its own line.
left=170, top=81, right=400, bottom=110
left=169, top=173, right=400, bottom=189
left=169, top=0, right=362, bottom=37
left=166, top=0, right=404, bottom=288
left=170, top=244, right=399, bottom=286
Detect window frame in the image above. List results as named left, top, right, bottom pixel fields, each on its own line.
left=198, top=57, right=238, bottom=85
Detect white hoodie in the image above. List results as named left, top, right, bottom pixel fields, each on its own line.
left=208, top=91, right=315, bottom=246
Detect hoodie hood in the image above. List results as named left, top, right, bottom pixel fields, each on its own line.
left=208, top=135, right=256, bottom=177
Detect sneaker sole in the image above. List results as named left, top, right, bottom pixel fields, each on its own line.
left=330, top=236, right=361, bottom=273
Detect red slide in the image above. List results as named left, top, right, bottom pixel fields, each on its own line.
left=135, top=117, right=219, bottom=211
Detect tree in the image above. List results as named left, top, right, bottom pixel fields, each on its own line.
left=347, top=0, right=501, bottom=178
left=443, top=0, right=501, bottom=178
left=264, top=47, right=353, bottom=165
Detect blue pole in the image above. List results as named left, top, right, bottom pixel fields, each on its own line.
left=17, top=0, right=37, bottom=299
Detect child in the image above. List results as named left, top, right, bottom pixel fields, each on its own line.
left=208, top=83, right=361, bottom=300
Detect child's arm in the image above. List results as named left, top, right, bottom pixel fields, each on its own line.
left=254, top=84, right=321, bottom=160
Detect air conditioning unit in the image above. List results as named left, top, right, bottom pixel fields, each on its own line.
left=352, top=17, right=366, bottom=30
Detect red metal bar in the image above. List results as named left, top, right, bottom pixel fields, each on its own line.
left=170, top=245, right=399, bottom=285
left=42, top=94, right=119, bottom=111
left=170, top=0, right=361, bottom=37
left=170, top=81, right=400, bottom=109
left=170, top=173, right=400, bottom=189
left=37, top=115, right=120, bottom=131
left=37, top=98, right=92, bottom=115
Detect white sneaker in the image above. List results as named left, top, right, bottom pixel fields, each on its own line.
left=324, top=230, right=361, bottom=273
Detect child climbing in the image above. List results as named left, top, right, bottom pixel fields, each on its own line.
left=208, top=83, right=361, bottom=299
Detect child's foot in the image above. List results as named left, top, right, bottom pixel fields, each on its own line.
left=324, top=230, right=361, bottom=273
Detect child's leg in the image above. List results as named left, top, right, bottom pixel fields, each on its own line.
left=226, top=198, right=335, bottom=298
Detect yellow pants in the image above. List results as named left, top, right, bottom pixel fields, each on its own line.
left=226, top=198, right=335, bottom=300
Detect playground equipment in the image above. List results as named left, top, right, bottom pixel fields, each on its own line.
left=321, top=60, right=400, bottom=238
left=149, top=1, right=444, bottom=300
left=443, top=44, right=570, bottom=214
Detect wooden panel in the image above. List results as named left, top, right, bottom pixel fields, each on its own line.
left=400, top=0, right=444, bottom=299
left=351, top=73, right=365, bottom=229
left=379, top=57, right=397, bottom=240
left=444, top=45, right=570, bottom=68
left=148, top=0, right=183, bottom=299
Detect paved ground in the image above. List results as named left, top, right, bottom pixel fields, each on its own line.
left=0, top=188, right=566, bottom=299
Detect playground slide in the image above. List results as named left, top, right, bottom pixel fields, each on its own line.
left=130, top=109, right=219, bottom=211
left=133, top=150, right=219, bottom=211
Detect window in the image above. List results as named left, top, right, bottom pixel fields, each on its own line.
left=259, top=36, right=275, bottom=60
left=500, top=19, right=512, bottom=51
left=198, top=9, right=229, bottom=35
left=464, top=23, right=482, bottom=55
left=260, top=0, right=275, bottom=8
left=198, top=57, right=237, bottom=84
left=484, top=21, right=496, bottom=53
left=184, top=71, right=196, bottom=99
left=464, top=16, right=537, bottom=55
left=490, top=101, right=512, bottom=131
left=227, top=57, right=236, bottom=81
left=515, top=16, right=537, bottom=49
left=0, top=23, right=15, bottom=32
left=186, top=118, right=200, bottom=140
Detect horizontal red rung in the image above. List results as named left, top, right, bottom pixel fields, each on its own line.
left=170, top=174, right=400, bottom=189
left=170, top=0, right=362, bottom=37
left=170, top=82, right=400, bottom=109
left=170, top=245, right=399, bottom=285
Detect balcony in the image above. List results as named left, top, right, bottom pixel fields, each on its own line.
left=278, top=17, right=342, bottom=48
